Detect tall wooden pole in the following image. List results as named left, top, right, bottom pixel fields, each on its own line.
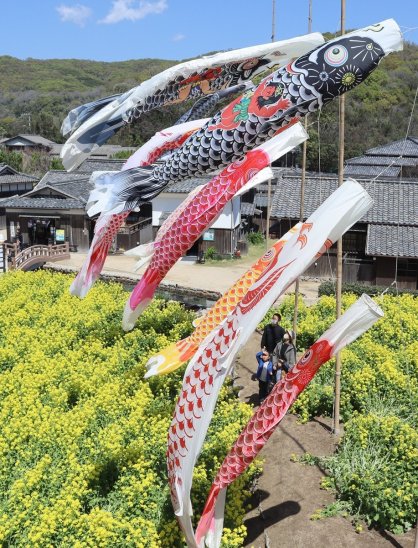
left=293, top=0, right=312, bottom=338
left=333, top=0, right=346, bottom=437
left=266, top=0, right=276, bottom=251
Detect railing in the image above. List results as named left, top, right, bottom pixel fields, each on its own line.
left=118, top=217, right=152, bottom=235
left=6, top=242, right=70, bottom=271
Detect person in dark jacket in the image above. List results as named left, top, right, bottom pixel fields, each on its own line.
left=255, top=350, right=274, bottom=404
left=272, top=329, right=297, bottom=383
left=261, top=313, right=285, bottom=353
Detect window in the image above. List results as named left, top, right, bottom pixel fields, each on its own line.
left=397, top=259, right=418, bottom=278
left=342, top=231, right=366, bottom=254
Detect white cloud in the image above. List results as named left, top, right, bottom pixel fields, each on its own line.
left=172, top=33, right=185, bottom=42
left=99, top=0, right=168, bottom=24
left=56, top=4, right=92, bottom=27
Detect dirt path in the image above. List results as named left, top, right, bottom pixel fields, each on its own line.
left=234, top=331, right=415, bottom=548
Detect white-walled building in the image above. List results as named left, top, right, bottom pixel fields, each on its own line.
left=152, top=177, right=242, bottom=257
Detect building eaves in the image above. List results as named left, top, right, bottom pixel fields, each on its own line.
left=163, top=177, right=210, bottom=193
left=0, top=196, right=85, bottom=209
left=344, top=165, right=401, bottom=178
left=365, top=137, right=418, bottom=158
left=269, top=175, right=418, bottom=226
left=366, top=224, right=418, bottom=258
left=241, top=202, right=255, bottom=216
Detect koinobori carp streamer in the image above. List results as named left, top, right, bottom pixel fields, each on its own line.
left=167, top=179, right=373, bottom=546
left=195, top=294, right=384, bottom=547
left=85, top=20, right=401, bottom=218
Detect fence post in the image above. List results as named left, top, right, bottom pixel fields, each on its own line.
left=0, top=243, right=6, bottom=273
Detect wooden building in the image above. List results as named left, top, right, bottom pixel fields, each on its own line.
left=0, top=134, right=57, bottom=153
left=0, top=165, right=38, bottom=197
left=268, top=172, right=418, bottom=289
left=344, top=136, right=418, bottom=179
left=0, top=159, right=151, bottom=252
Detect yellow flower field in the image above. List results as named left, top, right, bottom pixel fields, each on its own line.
left=0, top=271, right=257, bottom=547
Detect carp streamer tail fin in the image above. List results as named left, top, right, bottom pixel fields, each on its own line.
left=61, top=93, right=123, bottom=136
left=144, top=338, right=198, bottom=378
left=87, top=165, right=166, bottom=217
left=70, top=213, right=129, bottom=298
left=124, top=242, right=156, bottom=272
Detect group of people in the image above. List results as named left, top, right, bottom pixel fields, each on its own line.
left=255, top=313, right=297, bottom=403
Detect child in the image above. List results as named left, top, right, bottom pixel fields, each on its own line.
left=255, top=350, right=274, bottom=404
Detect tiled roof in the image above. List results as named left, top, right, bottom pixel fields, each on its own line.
left=346, top=155, right=418, bottom=167
left=164, top=177, right=210, bottom=193
left=33, top=170, right=90, bottom=189
left=0, top=165, right=38, bottom=185
left=0, top=196, right=84, bottom=209
left=255, top=194, right=269, bottom=208
left=76, top=158, right=126, bottom=173
left=28, top=172, right=92, bottom=203
left=0, top=134, right=57, bottom=147
left=366, top=224, right=418, bottom=258
left=344, top=165, right=401, bottom=178
left=51, top=144, right=135, bottom=158
left=270, top=175, right=418, bottom=226
left=364, top=137, right=418, bottom=158
left=30, top=159, right=127, bottom=201
left=241, top=202, right=255, bottom=216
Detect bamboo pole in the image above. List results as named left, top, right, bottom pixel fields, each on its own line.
left=293, top=0, right=312, bottom=338
left=266, top=178, right=271, bottom=251
left=333, top=0, right=346, bottom=437
left=266, top=0, right=276, bottom=251
left=414, top=515, right=418, bottom=548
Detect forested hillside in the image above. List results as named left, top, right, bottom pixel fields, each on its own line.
left=0, top=41, right=417, bottom=172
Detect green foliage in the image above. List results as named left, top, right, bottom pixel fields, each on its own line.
left=246, top=231, right=265, bottom=246
left=0, top=149, right=23, bottom=171
left=49, top=157, right=64, bottom=170
left=323, top=414, right=418, bottom=533
left=268, top=293, right=418, bottom=533
left=111, top=150, right=133, bottom=160
left=318, top=280, right=418, bottom=298
left=204, top=246, right=217, bottom=260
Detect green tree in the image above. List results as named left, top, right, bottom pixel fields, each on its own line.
left=0, top=149, right=23, bottom=171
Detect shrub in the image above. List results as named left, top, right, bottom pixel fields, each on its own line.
left=323, top=414, right=418, bottom=534
left=246, top=231, right=265, bottom=246
left=204, top=246, right=217, bottom=260
left=318, top=280, right=418, bottom=298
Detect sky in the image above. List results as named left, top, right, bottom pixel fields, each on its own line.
left=2, top=0, right=418, bottom=62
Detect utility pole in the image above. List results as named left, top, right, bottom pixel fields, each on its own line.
left=21, top=112, right=32, bottom=133
left=293, top=0, right=312, bottom=338
left=333, top=0, right=346, bottom=437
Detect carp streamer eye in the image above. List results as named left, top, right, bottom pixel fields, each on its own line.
left=324, top=45, right=349, bottom=66
left=341, top=72, right=356, bottom=87
left=262, top=248, right=275, bottom=262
